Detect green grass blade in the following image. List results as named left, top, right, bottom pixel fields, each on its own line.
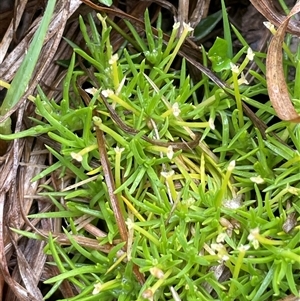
left=0, top=0, right=56, bottom=134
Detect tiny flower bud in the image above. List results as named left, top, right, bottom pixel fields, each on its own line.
left=172, top=102, right=181, bottom=117
left=238, top=244, right=250, bottom=252
left=250, top=175, right=265, bottom=184
left=71, top=152, right=82, bottom=162
left=230, top=62, right=239, bottom=74
left=173, top=22, right=180, bottom=30
left=150, top=267, right=165, bottom=279
left=228, top=160, right=236, bottom=171
left=109, top=53, right=119, bottom=64
left=142, top=288, right=153, bottom=299
left=161, top=170, right=175, bottom=178
left=247, top=48, right=255, bottom=61
left=263, top=21, right=275, bottom=32
left=167, top=146, right=174, bottom=160
left=85, top=87, right=98, bottom=95
left=92, top=283, right=102, bottom=295
left=114, top=146, right=125, bottom=154
left=101, top=89, right=114, bottom=97
left=183, top=22, right=194, bottom=32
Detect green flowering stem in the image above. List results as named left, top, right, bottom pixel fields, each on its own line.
left=109, top=53, right=120, bottom=91
left=229, top=245, right=249, bottom=296
left=149, top=269, right=172, bottom=294
left=93, top=279, right=122, bottom=295
left=102, top=91, right=140, bottom=115
left=161, top=170, right=177, bottom=202
left=93, top=116, right=127, bottom=147
left=215, top=160, right=235, bottom=209
left=162, top=23, right=180, bottom=59
left=163, top=22, right=193, bottom=74
left=126, top=219, right=160, bottom=246
left=230, top=63, right=244, bottom=128
left=257, top=235, right=284, bottom=246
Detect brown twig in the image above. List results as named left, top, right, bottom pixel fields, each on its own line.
left=95, top=121, right=145, bottom=284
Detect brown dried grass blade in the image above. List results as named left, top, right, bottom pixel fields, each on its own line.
left=95, top=126, right=145, bottom=284
left=250, top=0, right=300, bottom=36
left=266, top=2, right=300, bottom=122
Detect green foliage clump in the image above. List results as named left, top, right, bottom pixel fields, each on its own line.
left=8, top=7, right=300, bottom=301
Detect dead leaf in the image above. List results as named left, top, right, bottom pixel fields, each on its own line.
left=266, top=1, right=300, bottom=122
left=250, top=0, right=300, bottom=36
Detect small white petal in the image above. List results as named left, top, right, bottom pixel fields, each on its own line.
left=247, top=48, right=255, bottom=61
left=216, top=233, right=227, bottom=243
left=238, top=73, right=249, bottom=86
left=115, top=146, right=125, bottom=154
left=85, top=87, right=98, bottom=95
left=263, top=21, right=275, bottom=31
left=250, top=175, right=265, bottom=184
left=101, top=89, right=114, bottom=97
left=173, top=22, right=180, bottom=30
left=209, top=117, right=215, bottom=130
left=161, top=170, right=175, bottom=178
left=183, top=22, right=194, bottom=32
left=92, top=283, right=102, bottom=295
left=211, top=243, right=223, bottom=252
left=228, top=160, right=236, bottom=171
left=71, top=152, right=82, bottom=162
left=248, top=228, right=259, bottom=241
left=150, top=267, right=164, bottom=279
left=109, top=53, right=119, bottom=64
left=230, top=62, right=239, bottom=74
left=172, top=102, right=181, bottom=117
left=238, top=244, right=250, bottom=252
left=142, top=289, right=153, bottom=300
left=167, top=146, right=174, bottom=160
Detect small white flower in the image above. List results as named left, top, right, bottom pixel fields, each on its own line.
left=248, top=228, right=259, bottom=240
left=238, top=73, right=249, bottom=86
left=250, top=175, right=265, bottom=184
left=109, top=53, right=119, bottom=65
left=211, top=243, right=223, bottom=252
left=238, top=244, right=250, bottom=252
left=114, top=146, right=125, bottom=154
left=209, top=117, right=215, bottom=130
left=161, top=170, right=175, bottom=178
left=150, top=267, right=164, bottom=279
left=211, top=243, right=229, bottom=262
left=183, top=22, right=194, bottom=32
left=220, top=254, right=230, bottom=261
left=142, top=288, right=154, bottom=300
left=248, top=228, right=260, bottom=249
left=85, top=87, right=98, bottom=95
left=216, top=233, right=227, bottom=243
left=228, top=160, right=236, bottom=171
left=71, top=152, right=82, bottom=162
left=173, top=22, right=180, bottom=30
left=230, top=62, right=239, bottom=74
left=92, top=282, right=102, bottom=295
left=167, top=145, right=174, bottom=160
left=101, top=89, right=114, bottom=97
left=263, top=21, right=275, bottom=31
left=172, top=102, right=181, bottom=117
left=247, top=48, right=255, bottom=61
